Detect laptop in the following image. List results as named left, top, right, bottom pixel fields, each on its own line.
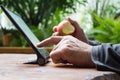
left=0, top=5, right=49, bottom=65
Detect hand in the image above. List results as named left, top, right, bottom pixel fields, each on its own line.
left=53, top=17, right=89, bottom=44
left=37, top=36, right=95, bottom=67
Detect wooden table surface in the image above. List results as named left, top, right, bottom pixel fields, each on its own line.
left=0, top=54, right=119, bottom=80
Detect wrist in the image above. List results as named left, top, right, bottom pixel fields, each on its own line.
left=86, top=46, right=95, bottom=67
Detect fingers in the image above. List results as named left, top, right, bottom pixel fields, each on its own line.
left=67, top=17, right=77, bottom=25
left=53, top=26, right=57, bottom=32
left=67, top=17, right=82, bottom=30
left=50, top=49, right=63, bottom=63
left=50, top=40, right=68, bottom=64
left=37, top=36, right=63, bottom=47
left=52, top=32, right=60, bottom=36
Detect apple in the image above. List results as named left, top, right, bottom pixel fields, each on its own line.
left=54, top=20, right=75, bottom=35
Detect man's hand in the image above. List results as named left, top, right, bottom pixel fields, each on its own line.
left=53, top=17, right=88, bottom=44
left=37, top=36, right=95, bottom=67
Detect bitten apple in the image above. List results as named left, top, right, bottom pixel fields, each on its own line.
left=54, top=20, right=75, bottom=35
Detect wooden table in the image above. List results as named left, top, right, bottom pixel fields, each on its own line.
left=0, top=54, right=119, bottom=80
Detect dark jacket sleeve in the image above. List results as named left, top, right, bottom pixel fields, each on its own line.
left=89, top=40, right=120, bottom=74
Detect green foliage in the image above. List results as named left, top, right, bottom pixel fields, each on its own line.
left=9, top=30, right=28, bottom=47
left=90, top=13, right=120, bottom=44
left=88, top=0, right=120, bottom=28
left=0, top=0, right=81, bottom=27
left=85, top=0, right=120, bottom=43
left=0, top=0, right=85, bottom=46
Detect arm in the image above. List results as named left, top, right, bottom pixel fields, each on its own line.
left=89, top=40, right=101, bottom=46
left=91, top=43, right=120, bottom=74
left=37, top=35, right=120, bottom=73
left=38, top=18, right=120, bottom=73
left=37, top=36, right=95, bottom=67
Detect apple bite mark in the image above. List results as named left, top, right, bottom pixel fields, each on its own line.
left=56, top=20, right=75, bottom=36
left=62, top=21, right=75, bottom=35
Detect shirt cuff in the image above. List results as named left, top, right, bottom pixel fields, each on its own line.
left=91, top=45, right=108, bottom=71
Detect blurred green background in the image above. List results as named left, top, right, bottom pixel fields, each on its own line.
left=0, top=0, right=120, bottom=47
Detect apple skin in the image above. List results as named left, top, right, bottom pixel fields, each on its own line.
left=54, top=20, right=75, bottom=36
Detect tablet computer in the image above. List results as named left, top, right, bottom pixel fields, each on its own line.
left=0, top=5, right=49, bottom=65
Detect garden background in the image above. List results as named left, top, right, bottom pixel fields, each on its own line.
left=0, top=0, right=120, bottom=47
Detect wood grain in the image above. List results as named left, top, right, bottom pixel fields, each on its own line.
left=0, top=47, right=52, bottom=53
left=0, top=54, right=119, bottom=80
